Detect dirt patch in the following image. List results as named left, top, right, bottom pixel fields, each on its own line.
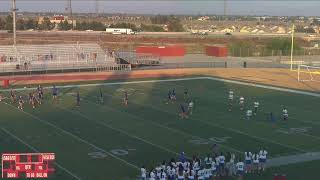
left=0, top=68, right=319, bottom=93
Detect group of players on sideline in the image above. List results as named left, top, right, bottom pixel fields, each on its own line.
left=140, top=149, right=268, bottom=180
left=0, top=85, right=289, bottom=122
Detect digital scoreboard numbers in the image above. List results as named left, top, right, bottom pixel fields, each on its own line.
left=2, top=153, right=55, bottom=179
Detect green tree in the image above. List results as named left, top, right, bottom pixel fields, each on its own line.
left=150, top=15, right=169, bottom=24
left=5, top=15, right=13, bottom=31
left=38, top=17, right=54, bottom=30
left=266, top=38, right=302, bottom=55
left=25, top=18, right=38, bottom=30
left=16, top=19, right=25, bottom=30
left=140, top=24, right=164, bottom=32
left=167, top=17, right=184, bottom=32
left=58, top=20, right=72, bottom=30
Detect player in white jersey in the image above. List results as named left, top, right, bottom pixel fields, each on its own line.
left=236, top=159, right=245, bottom=178
left=228, top=153, right=236, bottom=176
left=149, top=169, right=156, bottom=180
left=187, top=167, right=195, bottom=180
left=254, top=100, right=260, bottom=115
left=211, top=160, right=217, bottom=177
left=167, top=166, right=176, bottom=180
left=141, top=166, right=147, bottom=180
left=188, top=100, right=194, bottom=115
left=252, top=153, right=260, bottom=173
left=159, top=169, right=166, bottom=180
left=239, top=96, right=245, bottom=110
left=155, top=166, right=161, bottom=179
left=259, top=149, right=268, bottom=171
left=246, top=109, right=253, bottom=120
left=219, top=153, right=226, bottom=175
left=197, top=168, right=205, bottom=180
left=244, top=152, right=253, bottom=173
left=282, top=107, right=288, bottom=121
left=204, top=167, right=212, bottom=180
left=228, top=90, right=234, bottom=111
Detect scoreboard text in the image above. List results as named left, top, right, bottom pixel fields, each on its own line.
left=2, top=153, right=55, bottom=178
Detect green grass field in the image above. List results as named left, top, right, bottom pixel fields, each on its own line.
left=0, top=77, right=320, bottom=180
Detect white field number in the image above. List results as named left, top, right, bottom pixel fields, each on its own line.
left=189, top=136, right=232, bottom=145
left=88, top=149, right=129, bottom=159
left=277, top=127, right=311, bottom=135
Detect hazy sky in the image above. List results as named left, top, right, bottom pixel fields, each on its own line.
left=0, top=0, right=319, bottom=16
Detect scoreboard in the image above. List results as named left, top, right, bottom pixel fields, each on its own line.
left=2, top=153, right=55, bottom=178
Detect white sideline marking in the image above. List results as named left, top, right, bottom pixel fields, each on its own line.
left=3, top=103, right=140, bottom=170
left=206, top=77, right=320, bottom=97
left=1, top=128, right=82, bottom=180
left=268, top=151, right=320, bottom=167
left=1, top=76, right=319, bottom=98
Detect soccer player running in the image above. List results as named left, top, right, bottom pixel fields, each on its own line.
left=171, top=89, right=177, bottom=101
left=76, top=91, right=80, bottom=107
left=179, top=104, right=188, bottom=119
left=228, top=89, right=234, bottom=111
left=123, top=91, right=128, bottom=106
left=239, top=96, right=245, bottom=111
left=184, top=88, right=189, bottom=100
left=282, top=107, right=288, bottom=121
left=10, top=90, right=16, bottom=103
left=246, top=109, right=253, bottom=120
left=18, top=96, right=24, bottom=110
left=253, top=100, right=259, bottom=115
left=188, top=100, right=194, bottom=115
left=52, top=85, right=58, bottom=102
left=99, top=88, right=104, bottom=104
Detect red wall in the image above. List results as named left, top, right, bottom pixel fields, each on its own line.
left=206, top=46, right=228, bottom=57
left=136, top=46, right=185, bottom=57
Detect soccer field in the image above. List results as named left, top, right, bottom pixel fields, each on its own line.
left=0, top=77, right=320, bottom=180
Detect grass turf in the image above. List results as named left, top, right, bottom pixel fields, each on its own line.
left=0, top=77, right=320, bottom=180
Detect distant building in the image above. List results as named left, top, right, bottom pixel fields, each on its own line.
left=38, top=15, right=76, bottom=27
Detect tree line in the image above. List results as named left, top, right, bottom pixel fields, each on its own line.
left=0, top=15, right=185, bottom=32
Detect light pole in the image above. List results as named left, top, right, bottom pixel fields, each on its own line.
left=12, top=0, right=18, bottom=46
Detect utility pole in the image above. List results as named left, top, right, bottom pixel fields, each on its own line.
left=290, top=24, right=295, bottom=71
left=12, top=0, right=18, bottom=46
left=65, top=0, right=73, bottom=28
left=95, top=0, right=99, bottom=17
left=224, top=0, right=227, bottom=20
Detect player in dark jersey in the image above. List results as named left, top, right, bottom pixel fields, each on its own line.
left=31, top=94, right=37, bottom=109
left=10, top=90, right=16, bottom=103
left=123, top=91, right=128, bottom=106
left=18, top=96, right=24, bottom=110
left=28, top=92, right=33, bottom=104
left=184, top=88, right=189, bottom=100
left=171, top=89, right=176, bottom=101
left=37, top=85, right=44, bottom=99
left=166, top=90, right=172, bottom=104
left=52, top=85, right=58, bottom=101
left=179, top=104, right=188, bottom=119
left=99, top=88, right=104, bottom=104
left=76, top=91, right=80, bottom=106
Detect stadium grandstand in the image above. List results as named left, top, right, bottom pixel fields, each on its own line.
left=0, top=43, right=131, bottom=74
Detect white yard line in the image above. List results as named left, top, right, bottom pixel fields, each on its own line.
left=76, top=89, right=244, bottom=154
left=1, top=127, right=82, bottom=180
left=54, top=101, right=182, bottom=157
left=2, top=102, right=140, bottom=170
left=268, top=151, right=320, bottom=167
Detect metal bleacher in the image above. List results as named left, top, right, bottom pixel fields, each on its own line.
left=0, top=43, right=131, bottom=74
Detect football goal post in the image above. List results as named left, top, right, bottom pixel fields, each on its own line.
left=298, top=64, right=320, bottom=82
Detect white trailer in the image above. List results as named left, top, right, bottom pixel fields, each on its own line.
left=105, top=28, right=134, bottom=35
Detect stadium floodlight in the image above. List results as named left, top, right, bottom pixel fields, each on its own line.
left=297, top=64, right=320, bottom=82
left=290, top=24, right=295, bottom=71
left=11, top=0, right=18, bottom=46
